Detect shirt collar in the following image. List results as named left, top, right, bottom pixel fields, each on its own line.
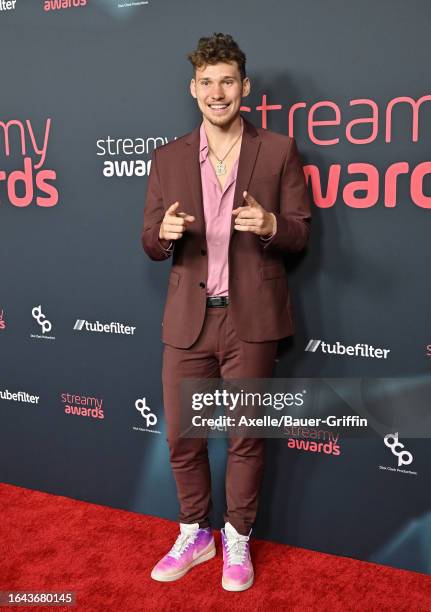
left=199, top=121, right=208, bottom=163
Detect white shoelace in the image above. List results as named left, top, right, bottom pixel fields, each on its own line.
left=225, top=536, right=248, bottom=566
left=168, top=532, right=198, bottom=560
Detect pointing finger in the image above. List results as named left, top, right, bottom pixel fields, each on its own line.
left=177, top=212, right=195, bottom=223
left=167, top=201, right=180, bottom=214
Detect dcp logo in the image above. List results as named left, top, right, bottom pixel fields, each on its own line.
left=384, top=432, right=413, bottom=466
left=32, top=305, right=52, bottom=334
left=135, top=397, right=157, bottom=427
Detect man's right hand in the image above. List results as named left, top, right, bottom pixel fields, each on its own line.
left=159, top=201, right=195, bottom=247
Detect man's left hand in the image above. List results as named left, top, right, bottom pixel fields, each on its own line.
left=232, top=191, right=276, bottom=237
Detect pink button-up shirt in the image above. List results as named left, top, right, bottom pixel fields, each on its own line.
left=199, top=118, right=242, bottom=297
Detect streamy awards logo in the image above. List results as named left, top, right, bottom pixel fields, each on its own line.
left=43, top=0, right=87, bottom=12
left=61, top=392, right=104, bottom=419
left=96, top=135, right=177, bottom=178
left=0, top=119, right=58, bottom=207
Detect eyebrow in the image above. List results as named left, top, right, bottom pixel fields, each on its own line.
left=198, top=76, right=236, bottom=81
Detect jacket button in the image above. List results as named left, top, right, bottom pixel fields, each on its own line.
left=201, top=249, right=207, bottom=256
left=199, top=282, right=205, bottom=288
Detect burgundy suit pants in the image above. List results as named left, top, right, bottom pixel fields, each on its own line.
left=162, top=304, right=278, bottom=536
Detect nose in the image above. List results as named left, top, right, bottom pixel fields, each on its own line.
left=210, top=83, right=225, bottom=100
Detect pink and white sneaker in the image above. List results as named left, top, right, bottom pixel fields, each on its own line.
left=221, top=522, right=254, bottom=592
left=150, top=522, right=215, bottom=582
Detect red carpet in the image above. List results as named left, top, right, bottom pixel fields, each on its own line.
left=0, top=482, right=430, bottom=611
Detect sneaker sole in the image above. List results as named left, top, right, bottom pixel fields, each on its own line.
left=222, top=572, right=254, bottom=592
left=151, top=540, right=216, bottom=582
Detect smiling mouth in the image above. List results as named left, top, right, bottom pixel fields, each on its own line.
left=208, top=103, right=230, bottom=112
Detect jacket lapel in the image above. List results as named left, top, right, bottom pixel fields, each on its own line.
left=184, top=124, right=205, bottom=236
left=184, top=114, right=261, bottom=240
left=229, top=115, right=261, bottom=238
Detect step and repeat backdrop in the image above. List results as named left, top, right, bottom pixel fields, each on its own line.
left=1, top=0, right=430, bottom=575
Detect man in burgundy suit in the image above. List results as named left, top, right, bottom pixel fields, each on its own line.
left=142, top=32, right=311, bottom=591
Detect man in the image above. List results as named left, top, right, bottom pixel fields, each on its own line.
left=141, top=32, right=311, bottom=592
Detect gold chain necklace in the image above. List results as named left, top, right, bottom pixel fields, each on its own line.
left=208, top=122, right=243, bottom=176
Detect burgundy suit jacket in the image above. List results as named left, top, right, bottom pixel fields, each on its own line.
left=141, top=114, right=311, bottom=349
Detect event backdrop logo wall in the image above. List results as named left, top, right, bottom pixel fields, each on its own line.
left=0, top=0, right=430, bottom=578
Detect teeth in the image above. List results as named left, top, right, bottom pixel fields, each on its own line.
left=210, top=104, right=228, bottom=108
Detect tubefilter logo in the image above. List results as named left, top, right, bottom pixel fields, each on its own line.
left=305, top=339, right=390, bottom=359
left=0, top=1, right=17, bottom=13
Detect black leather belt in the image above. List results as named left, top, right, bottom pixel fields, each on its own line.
left=206, top=296, right=229, bottom=308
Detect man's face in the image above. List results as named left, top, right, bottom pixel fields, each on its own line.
left=190, top=61, right=250, bottom=127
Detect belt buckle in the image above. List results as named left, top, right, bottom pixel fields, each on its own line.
left=207, top=296, right=229, bottom=308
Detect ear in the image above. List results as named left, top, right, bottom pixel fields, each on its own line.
left=242, top=77, right=251, bottom=98
left=190, top=78, right=197, bottom=99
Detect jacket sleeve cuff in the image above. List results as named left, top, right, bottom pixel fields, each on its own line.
left=259, top=213, right=277, bottom=246
left=158, top=238, right=174, bottom=253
